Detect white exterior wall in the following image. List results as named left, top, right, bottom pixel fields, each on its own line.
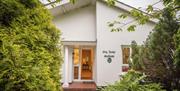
left=52, top=5, right=96, bottom=83
left=52, top=1, right=155, bottom=87
left=96, top=1, right=155, bottom=86
left=53, top=5, right=96, bottom=41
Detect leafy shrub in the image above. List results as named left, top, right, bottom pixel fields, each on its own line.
left=19, top=0, right=40, bottom=8
left=130, top=8, right=180, bottom=90
left=0, top=0, right=23, bottom=26
left=0, top=0, right=62, bottom=91
left=102, top=70, right=164, bottom=91
left=174, top=30, right=180, bottom=67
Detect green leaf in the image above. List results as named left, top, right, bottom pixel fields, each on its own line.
left=106, top=0, right=115, bottom=6
left=146, top=5, right=153, bottom=13
left=130, top=9, right=141, bottom=17
left=70, top=0, right=76, bottom=4
left=118, top=14, right=127, bottom=19
left=108, top=23, right=114, bottom=27
left=111, top=28, right=116, bottom=32
left=116, top=28, right=123, bottom=32
left=127, top=25, right=136, bottom=32
left=111, top=28, right=122, bottom=32
left=139, top=16, right=149, bottom=25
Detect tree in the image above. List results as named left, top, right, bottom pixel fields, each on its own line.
left=0, top=0, right=62, bottom=91
left=130, top=8, right=180, bottom=90
left=130, top=41, right=146, bottom=70
left=174, top=30, right=180, bottom=67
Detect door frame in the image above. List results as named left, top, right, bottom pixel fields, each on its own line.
left=72, top=47, right=94, bottom=82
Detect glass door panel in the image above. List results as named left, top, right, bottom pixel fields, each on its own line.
left=73, top=48, right=80, bottom=80
left=81, top=49, right=92, bottom=80
left=73, top=48, right=93, bottom=80
left=74, top=66, right=79, bottom=79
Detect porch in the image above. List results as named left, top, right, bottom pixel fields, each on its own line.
left=62, top=44, right=96, bottom=87
left=63, top=82, right=97, bottom=91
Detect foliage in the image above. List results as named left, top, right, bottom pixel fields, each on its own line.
left=130, top=42, right=168, bottom=87
left=0, top=0, right=62, bottom=91
left=127, top=25, right=136, bottom=32
left=70, top=0, right=77, bottom=4
left=174, top=30, right=180, bottom=67
left=106, top=0, right=115, bottom=6
left=108, top=0, right=180, bottom=32
left=102, top=70, right=164, bottom=91
left=130, top=41, right=145, bottom=70
left=162, top=0, right=180, bottom=7
left=130, top=8, right=180, bottom=90
left=0, top=0, right=23, bottom=26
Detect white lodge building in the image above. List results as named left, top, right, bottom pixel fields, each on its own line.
left=48, top=0, right=155, bottom=87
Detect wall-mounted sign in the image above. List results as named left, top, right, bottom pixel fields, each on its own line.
left=107, top=57, right=112, bottom=63
left=102, top=50, right=116, bottom=63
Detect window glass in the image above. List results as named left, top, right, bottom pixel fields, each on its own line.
left=122, top=46, right=131, bottom=72
left=74, top=66, right=79, bottom=79
left=73, top=49, right=79, bottom=65
left=122, top=47, right=130, bottom=64
left=73, top=48, right=79, bottom=79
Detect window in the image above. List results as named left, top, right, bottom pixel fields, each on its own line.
left=122, top=47, right=130, bottom=64
left=73, top=48, right=79, bottom=65
left=121, top=45, right=131, bottom=72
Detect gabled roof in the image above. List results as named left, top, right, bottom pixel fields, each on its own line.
left=47, top=0, right=94, bottom=16
left=47, top=0, right=157, bottom=23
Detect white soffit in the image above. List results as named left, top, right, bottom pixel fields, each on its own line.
left=47, top=0, right=158, bottom=23
left=48, top=0, right=94, bottom=16
left=62, top=41, right=97, bottom=46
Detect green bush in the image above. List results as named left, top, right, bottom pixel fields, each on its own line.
left=0, top=0, right=62, bottom=91
left=174, top=30, right=180, bottom=67
left=102, top=70, right=164, bottom=91
left=0, top=0, right=23, bottom=26
left=129, top=8, right=180, bottom=90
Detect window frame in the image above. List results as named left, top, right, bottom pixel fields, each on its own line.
left=121, top=45, right=132, bottom=72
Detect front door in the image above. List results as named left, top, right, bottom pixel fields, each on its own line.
left=81, top=49, right=92, bottom=80
left=73, top=48, right=93, bottom=81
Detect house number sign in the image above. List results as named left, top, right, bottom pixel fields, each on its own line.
left=102, top=50, right=116, bottom=63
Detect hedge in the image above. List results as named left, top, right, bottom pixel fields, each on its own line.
left=0, top=0, right=62, bottom=91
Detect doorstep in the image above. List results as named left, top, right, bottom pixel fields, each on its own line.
left=63, top=82, right=96, bottom=91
